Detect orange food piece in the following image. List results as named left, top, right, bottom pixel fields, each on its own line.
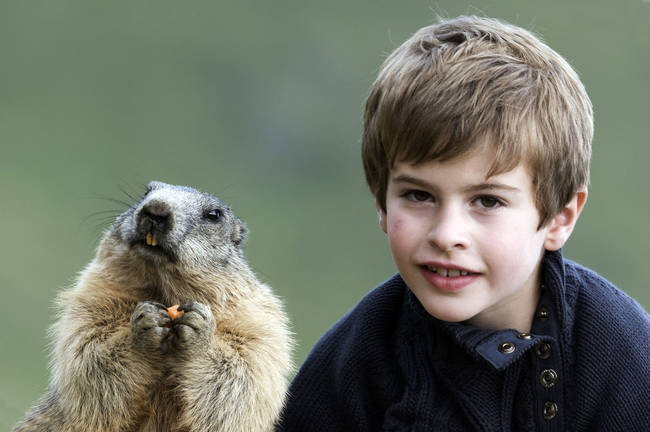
left=165, top=304, right=185, bottom=327
left=167, top=304, right=185, bottom=320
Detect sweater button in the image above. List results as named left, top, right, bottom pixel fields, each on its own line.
left=517, top=332, right=532, bottom=340
left=498, top=342, right=515, bottom=354
left=535, top=342, right=552, bottom=359
left=543, top=401, right=558, bottom=420
left=537, top=307, right=549, bottom=320
left=540, top=369, right=558, bottom=388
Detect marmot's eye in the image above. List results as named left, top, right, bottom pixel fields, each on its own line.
left=206, top=209, right=223, bottom=221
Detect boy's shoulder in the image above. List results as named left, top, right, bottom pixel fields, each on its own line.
left=563, top=257, right=649, bottom=337
left=562, top=258, right=649, bottom=425
left=277, top=275, right=410, bottom=431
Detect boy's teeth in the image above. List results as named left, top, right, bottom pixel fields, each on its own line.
left=427, top=266, right=469, bottom=277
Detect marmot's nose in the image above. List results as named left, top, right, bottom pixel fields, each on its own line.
left=138, top=201, right=172, bottom=233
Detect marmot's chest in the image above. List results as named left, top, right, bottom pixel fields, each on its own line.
left=137, top=382, right=186, bottom=432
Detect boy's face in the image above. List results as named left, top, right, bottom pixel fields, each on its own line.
left=378, top=146, right=583, bottom=331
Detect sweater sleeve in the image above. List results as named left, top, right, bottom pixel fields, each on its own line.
left=276, top=278, right=406, bottom=432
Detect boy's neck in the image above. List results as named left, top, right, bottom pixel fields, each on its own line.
left=465, top=273, right=543, bottom=333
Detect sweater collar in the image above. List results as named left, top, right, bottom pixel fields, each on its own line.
left=404, top=249, right=569, bottom=371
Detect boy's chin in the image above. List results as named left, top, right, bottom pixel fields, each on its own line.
left=417, top=297, right=478, bottom=324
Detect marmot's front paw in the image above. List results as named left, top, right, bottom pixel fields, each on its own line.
left=130, top=301, right=172, bottom=354
left=169, top=301, right=216, bottom=354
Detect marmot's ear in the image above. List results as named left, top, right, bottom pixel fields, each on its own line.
left=232, top=217, right=248, bottom=247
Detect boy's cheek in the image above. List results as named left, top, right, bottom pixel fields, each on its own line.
left=388, top=217, right=404, bottom=233
left=384, top=216, right=402, bottom=241
left=387, top=214, right=416, bottom=244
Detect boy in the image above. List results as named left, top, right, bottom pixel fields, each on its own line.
left=278, top=16, right=650, bottom=431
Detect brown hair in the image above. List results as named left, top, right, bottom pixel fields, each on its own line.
left=362, top=16, right=593, bottom=227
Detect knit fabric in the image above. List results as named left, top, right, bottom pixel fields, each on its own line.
left=277, top=250, right=650, bottom=431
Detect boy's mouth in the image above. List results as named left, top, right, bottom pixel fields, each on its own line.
left=425, top=265, right=471, bottom=277
left=419, top=264, right=479, bottom=292
left=420, top=263, right=479, bottom=277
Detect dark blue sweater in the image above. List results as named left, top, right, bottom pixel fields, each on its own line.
left=278, top=250, right=650, bottom=431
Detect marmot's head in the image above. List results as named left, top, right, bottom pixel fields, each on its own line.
left=100, top=181, right=248, bottom=278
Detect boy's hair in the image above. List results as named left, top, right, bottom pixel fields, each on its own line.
left=362, top=16, right=593, bottom=227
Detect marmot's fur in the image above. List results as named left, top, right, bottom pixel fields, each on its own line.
left=13, top=181, right=293, bottom=432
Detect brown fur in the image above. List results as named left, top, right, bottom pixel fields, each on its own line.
left=13, top=182, right=293, bottom=432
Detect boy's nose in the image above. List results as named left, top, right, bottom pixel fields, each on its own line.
left=426, top=207, right=470, bottom=252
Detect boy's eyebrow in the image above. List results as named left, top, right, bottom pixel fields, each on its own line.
left=391, top=174, right=432, bottom=189
left=463, top=182, right=522, bottom=194
left=391, top=174, right=521, bottom=193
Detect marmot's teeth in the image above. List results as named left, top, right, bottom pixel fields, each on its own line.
left=146, top=232, right=153, bottom=246
left=151, top=233, right=157, bottom=247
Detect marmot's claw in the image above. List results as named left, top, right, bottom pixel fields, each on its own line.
left=150, top=301, right=168, bottom=311
left=168, top=301, right=215, bottom=353
left=131, top=301, right=172, bottom=354
left=178, top=301, right=208, bottom=319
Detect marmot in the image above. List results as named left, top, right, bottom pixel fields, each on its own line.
left=12, top=181, right=293, bottom=432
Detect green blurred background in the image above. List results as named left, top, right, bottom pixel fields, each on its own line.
left=2, top=0, right=648, bottom=426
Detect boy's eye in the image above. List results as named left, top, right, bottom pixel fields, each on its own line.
left=476, top=195, right=502, bottom=208
left=404, top=190, right=432, bottom=202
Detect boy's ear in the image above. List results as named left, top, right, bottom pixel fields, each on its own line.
left=543, top=188, right=588, bottom=251
left=376, top=199, right=388, bottom=234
